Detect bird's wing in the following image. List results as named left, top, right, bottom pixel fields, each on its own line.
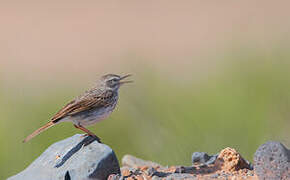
left=51, top=90, right=114, bottom=122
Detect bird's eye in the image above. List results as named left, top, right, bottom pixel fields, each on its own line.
left=108, top=79, right=117, bottom=85
left=107, top=78, right=119, bottom=87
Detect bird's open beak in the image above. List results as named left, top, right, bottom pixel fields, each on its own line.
left=119, top=74, right=133, bottom=85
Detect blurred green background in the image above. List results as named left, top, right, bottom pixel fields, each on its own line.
left=1, top=1, right=290, bottom=179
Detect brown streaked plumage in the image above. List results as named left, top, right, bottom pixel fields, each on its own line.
left=23, top=74, right=132, bottom=143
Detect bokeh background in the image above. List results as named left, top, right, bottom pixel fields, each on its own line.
left=1, top=1, right=290, bottom=179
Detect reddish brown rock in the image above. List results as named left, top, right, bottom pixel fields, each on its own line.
left=215, top=147, right=252, bottom=172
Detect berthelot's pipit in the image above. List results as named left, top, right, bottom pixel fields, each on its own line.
left=23, top=74, right=132, bottom=143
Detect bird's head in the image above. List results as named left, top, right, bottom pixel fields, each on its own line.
left=100, top=74, right=133, bottom=91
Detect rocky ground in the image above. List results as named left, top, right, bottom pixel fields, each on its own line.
left=109, top=142, right=289, bottom=180
left=8, top=135, right=289, bottom=180
left=109, top=148, right=257, bottom=180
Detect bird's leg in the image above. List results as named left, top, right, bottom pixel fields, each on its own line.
left=81, top=134, right=89, bottom=138
left=73, top=124, right=101, bottom=143
left=73, top=124, right=96, bottom=136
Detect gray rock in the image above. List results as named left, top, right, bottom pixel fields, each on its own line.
left=254, top=141, right=290, bottom=180
left=192, top=152, right=210, bottom=164
left=205, top=154, right=218, bottom=165
left=8, top=134, right=120, bottom=180
left=122, top=154, right=162, bottom=168
left=165, top=173, right=197, bottom=180
left=174, top=166, right=196, bottom=174
left=146, top=167, right=157, bottom=176
left=191, top=152, right=218, bottom=165
left=150, top=173, right=196, bottom=180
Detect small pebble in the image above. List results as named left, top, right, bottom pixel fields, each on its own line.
left=210, top=174, right=219, bottom=178
left=146, top=167, right=157, bottom=176
left=151, top=175, right=160, bottom=180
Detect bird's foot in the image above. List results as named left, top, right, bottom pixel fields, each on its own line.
left=91, top=135, right=102, bottom=143
left=81, top=133, right=101, bottom=143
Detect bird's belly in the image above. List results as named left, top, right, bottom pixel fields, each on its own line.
left=70, top=106, right=115, bottom=127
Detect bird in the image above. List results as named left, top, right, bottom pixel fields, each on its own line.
left=23, top=74, right=133, bottom=143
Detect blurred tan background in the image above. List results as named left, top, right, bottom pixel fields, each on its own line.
left=1, top=1, right=290, bottom=179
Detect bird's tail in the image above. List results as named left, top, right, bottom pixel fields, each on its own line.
left=23, top=121, right=55, bottom=143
